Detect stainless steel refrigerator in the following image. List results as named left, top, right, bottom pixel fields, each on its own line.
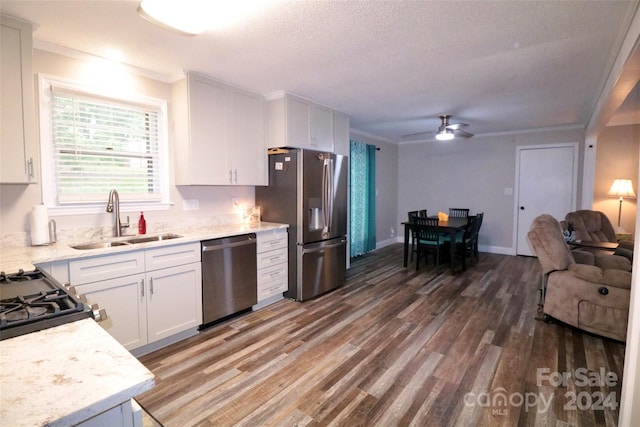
left=256, top=148, right=348, bottom=301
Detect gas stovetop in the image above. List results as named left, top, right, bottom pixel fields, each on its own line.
left=0, top=269, right=94, bottom=340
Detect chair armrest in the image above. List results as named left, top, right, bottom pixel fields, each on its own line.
left=594, top=253, right=631, bottom=272
left=572, top=249, right=595, bottom=265
left=568, top=264, right=632, bottom=289
left=618, top=240, right=634, bottom=251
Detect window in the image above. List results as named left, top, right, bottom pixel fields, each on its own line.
left=39, top=75, right=169, bottom=214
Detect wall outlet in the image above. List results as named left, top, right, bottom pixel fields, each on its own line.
left=183, top=199, right=199, bottom=211
left=390, top=227, right=395, bottom=237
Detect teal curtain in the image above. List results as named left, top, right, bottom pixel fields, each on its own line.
left=350, top=139, right=376, bottom=257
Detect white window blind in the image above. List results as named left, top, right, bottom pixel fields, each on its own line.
left=50, top=88, right=162, bottom=204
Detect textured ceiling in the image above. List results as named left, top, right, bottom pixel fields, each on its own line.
left=1, top=0, right=639, bottom=142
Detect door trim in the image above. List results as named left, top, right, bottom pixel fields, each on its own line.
left=513, top=142, right=579, bottom=255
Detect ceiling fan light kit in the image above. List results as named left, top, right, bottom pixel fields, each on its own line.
left=401, top=114, right=474, bottom=142
left=435, top=129, right=455, bottom=141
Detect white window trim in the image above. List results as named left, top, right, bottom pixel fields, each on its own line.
left=38, top=74, right=172, bottom=215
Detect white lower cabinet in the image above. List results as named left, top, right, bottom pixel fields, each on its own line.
left=70, top=243, right=202, bottom=351
left=75, top=273, right=147, bottom=350
left=256, top=229, right=288, bottom=304
left=145, top=262, right=202, bottom=343
left=76, top=398, right=142, bottom=427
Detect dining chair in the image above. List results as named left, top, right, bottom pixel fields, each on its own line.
left=453, top=212, right=484, bottom=270
left=414, top=217, right=443, bottom=270
left=449, top=208, right=470, bottom=218
left=408, top=211, right=419, bottom=261
left=472, top=212, right=484, bottom=261
left=418, top=209, right=428, bottom=217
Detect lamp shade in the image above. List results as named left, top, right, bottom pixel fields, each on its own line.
left=607, top=179, right=636, bottom=199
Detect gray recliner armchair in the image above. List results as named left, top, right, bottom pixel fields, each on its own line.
left=565, top=210, right=634, bottom=260
left=528, top=214, right=632, bottom=342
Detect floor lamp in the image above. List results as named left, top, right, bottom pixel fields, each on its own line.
left=607, top=178, right=636, bottom=232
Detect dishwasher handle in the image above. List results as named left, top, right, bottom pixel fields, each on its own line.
left=202, top=234, right=256, bottom=252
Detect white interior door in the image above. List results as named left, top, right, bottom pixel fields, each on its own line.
left=516, top=144, right=577, bottom=256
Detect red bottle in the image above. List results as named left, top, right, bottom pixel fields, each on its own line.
left=138, top=212, right=146, bottom=235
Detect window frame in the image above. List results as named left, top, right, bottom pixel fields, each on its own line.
left=38, top=74, right=171, bottom=215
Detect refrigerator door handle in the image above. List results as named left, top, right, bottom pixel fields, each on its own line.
left=322, top=159, right=330, bottom=236
left=321, top=158, right=334, bottom=237
left=328, top=158, right=334, bottom=233
left=301, top=238, right=347, bottom=254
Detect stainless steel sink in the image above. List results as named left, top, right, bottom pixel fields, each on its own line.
left=124, top=233, right=183, bottom=244
left=70, top=233, right=182, bottom=250
left=71, top=241, right=131, bottom=250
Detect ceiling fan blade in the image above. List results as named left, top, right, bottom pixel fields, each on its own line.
left=446, top=122, right=469, bottom=130
left=401, top=130, right=436, bottom=140
left=454, top=129, right=474, bottom=138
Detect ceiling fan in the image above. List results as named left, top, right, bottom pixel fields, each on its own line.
left=402, top=115, right=474, bottom=141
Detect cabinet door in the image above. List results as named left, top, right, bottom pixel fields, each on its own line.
left=187, top=74, right=229, bottom=184
left=75, top=274, right=147, bottom=350
left=1, top=16, right=36, bottom=184
left=230, top=89, right=267, bottom=185
left=286, top=96, right=310, bottom=147
left=146, top=262, right=202, bottom=343
left=333, top=110, right=350, bottom=157
left=310, top=104, right=334, bottom=151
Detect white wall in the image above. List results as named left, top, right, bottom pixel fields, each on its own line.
left=593, top=124, right=640, bottom=235
left=397, top=127, right=585, bottom=253
left=0, top=49, right=254, bottom=241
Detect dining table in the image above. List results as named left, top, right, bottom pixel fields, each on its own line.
left=402, top=216, right=470, bottom=271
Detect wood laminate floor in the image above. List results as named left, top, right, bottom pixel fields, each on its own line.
left=137, top=244, right=625, bottom=427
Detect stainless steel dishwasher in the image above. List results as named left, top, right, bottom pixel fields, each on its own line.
left=201, top=233, right=257, bottom=326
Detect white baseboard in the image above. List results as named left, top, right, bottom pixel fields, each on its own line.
left=478, top=244, right=516, bottom=256
left=376, top=238, right=398, bottom=249
left=384, top=237, right=515, bottom=256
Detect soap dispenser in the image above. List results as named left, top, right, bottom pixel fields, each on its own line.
left=138, top=212, right=146, bottom=235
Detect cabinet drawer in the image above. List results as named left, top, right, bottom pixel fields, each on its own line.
left=145, top=242, right=201, bottom=271
left=257, top=263, right=287, bottom=285
left=257, top=231, right=287, bottom=253
left=257, top=247, right=287, bottom=269
left=70, top=252, right=145, bottom=285
left=257, top=275, right=288, bottom=301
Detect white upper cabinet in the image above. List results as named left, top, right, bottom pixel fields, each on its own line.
left=173, top=72, right=267, bottom=186
left=310, top=103, right=333, bottom=150
left=1, top=15, right=37, bottom=184
left=230, top=88, right=267, bottom=185
left=267, top=93, right=338, bottom=152
left=333, top=110, right=350, bottom=157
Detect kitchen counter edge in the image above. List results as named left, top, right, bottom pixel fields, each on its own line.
left=1, top=222, right=289, bottom=273
left=0, top=318, right=155, bottom=427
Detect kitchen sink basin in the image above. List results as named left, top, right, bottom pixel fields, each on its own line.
left=124, top=233, right=183, bottom=244
left=70, top=233, right=182, bottom=250
left=71, top=241, right=131, bottom=250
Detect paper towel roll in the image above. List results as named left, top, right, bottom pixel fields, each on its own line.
left=31, top=204, right=50, bottom=246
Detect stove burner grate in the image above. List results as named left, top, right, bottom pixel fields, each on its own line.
left=0, top=269, right=94, bottom=340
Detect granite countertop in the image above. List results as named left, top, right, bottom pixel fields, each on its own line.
left=0, top=222, right=288, bottom=273
left=0, top=318, right=155, bottom=426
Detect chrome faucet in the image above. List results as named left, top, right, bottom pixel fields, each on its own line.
left=106, top=189, right=129, bottom=237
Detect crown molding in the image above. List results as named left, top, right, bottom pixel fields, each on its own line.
left=33, top=40, right=176, bottom=83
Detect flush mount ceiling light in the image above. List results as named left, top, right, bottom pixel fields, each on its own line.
left=137, top=0, right=270, bottom=36
left=435, top=129, right=455, bottom=141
